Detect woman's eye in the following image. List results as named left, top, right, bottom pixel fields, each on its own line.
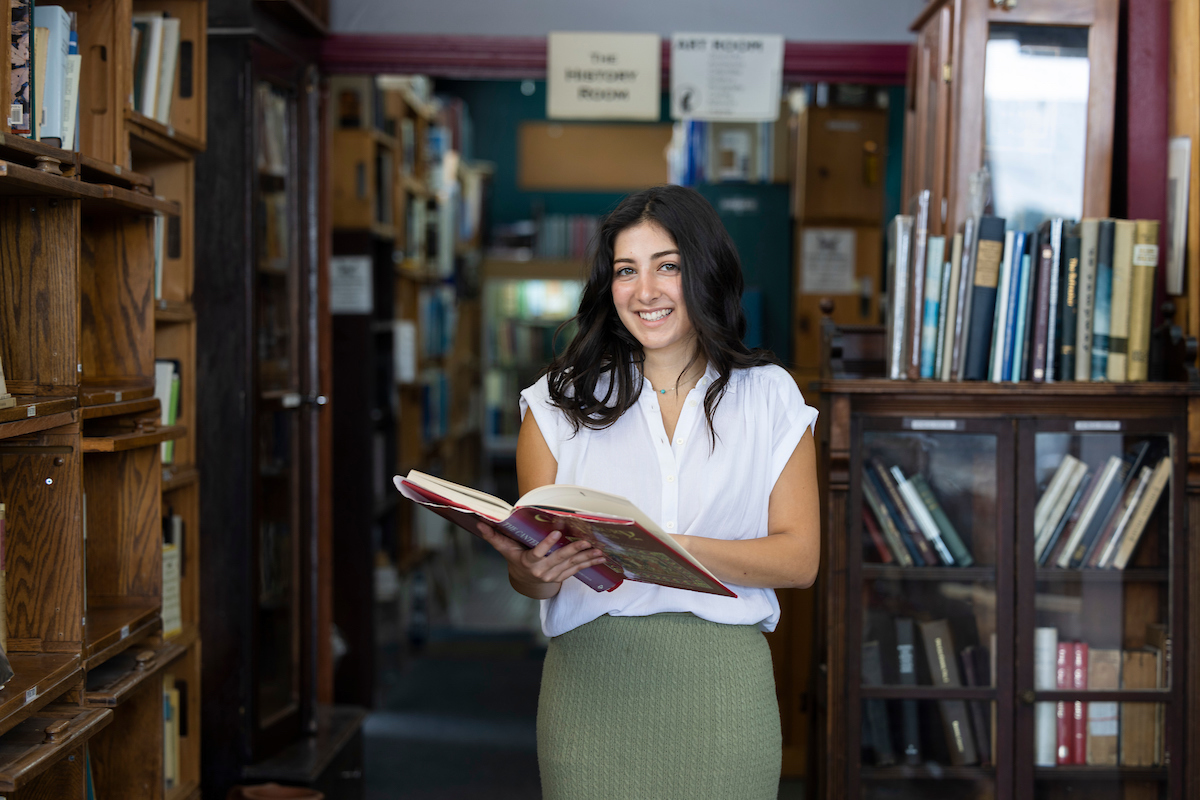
left=614, top=266, right=635, bottom=277
left=659, top=262, right=680, bottom=272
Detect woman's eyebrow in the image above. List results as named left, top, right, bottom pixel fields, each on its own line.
left=613, top=249, right=680, bottom=265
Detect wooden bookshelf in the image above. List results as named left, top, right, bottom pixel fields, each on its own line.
left=0, top=0, right=207, bottom=792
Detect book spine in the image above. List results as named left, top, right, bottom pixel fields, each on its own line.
left=940, top=232, right=964, bottom=381
left=1087, top=649, right=1121, bottom=765
left=1034, top=627, right=1059, bottom=766
left=886, top=216, right=914, bottom=380
left=1059, top=232, right=1081, bottom=381
left=989, top=231, right=1015, bottom=383
left=1127, top=220, right=1160, bottom=381
left=9, top=0, right=34, bottom=136
left=1075, top=220, right=1100, bottom=381
left=1056, top=641, right=1072, bottom=765
left=918, top=619, right=978, bottom=766
left=964, top=217, right=1006, bottom=380
left=960, top=646, right=992, bottom=767
left=1066, top=460, right=1132, bottom=568
left=32, top=5, right=68, bottom=145
left=1120, top=651, right=1158, bottom=766
left=861, top=641, right=897, bottom=766
left=1001, top=233, right=1027, bottom=382
left=1089, top=465, right=1152, bottom=568
left=934, top=257, right=952, bottom=380
left=893, top=468, right=955, bottom=565
left=920, top=236, right=946, bottom=379
left=1031, top=226, right=1054, bottom=382
left=910, top=474, right=974, bottom=566
left=869, top=460, right=938, bottom=566
left=861, top=508, right=894, bottom=565
left=1011, top=253, right=1033, bottom=382
left=1039, top=469, right=1093, bottom=567
left=1055, top=457, right=1120, bottom=569
left=1107, top=220, right=1136, bottom=381
left=862, top=476, right=916, bottom=567
left=1072, top=642, right=1089, bottom=764
left=1110, top=456, right=1172, bottom=570
left=1091, top=220, right=1117, bottom=380
left=907, top=192, right=931, bottom=380
left=1034, top=455, right=1078, bottom=548
left=950, top=216, right=978, bottom=381
left=894, top=618, right=922, bottom=765
left=1045, top=219, right=1064, bottom=381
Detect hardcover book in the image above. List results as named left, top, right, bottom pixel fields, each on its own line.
left=950, top=216, right=978, bottom=381
left=907, top=191, right=931, bottom=380
left=1120, top=650, right=1159, bottom=766
left=989, top=231, right=1016, bottom=383
left=1087, top=648, right=1121, bottom=765
left=1107, top=220, right=1136, bottom=381
left=394, top=470, right=735, bottom=596
left=1072, top=642, right=1089, bottom=764
left=1058, top=232, right=1081, bottom=380
left=920, top=236, right=947, bottom=379
left=9, top=0, right=34, bottom=136
left=964, top=216, right=1006, bottom=381
left=1074, top=219, right=1100, bottom=381
left=886, top=216, right=914, bottom=380
left=1034, top=627, right=1058, bottom=766
left=862, top=476, right=916, bottom=567
left=960, top=644, right=992, bottom=767
left=894, top=617, right=922, bottom=765
left=869, top=460, right=938, bottom=566
left=862, top=641, right=897, bottom=766
left=1127, top=220, right=1160, bottom=381
left=940, top=232, right=964, bottom=381
left=1091, top=220, right=1117, bottom=380
left=917, top=619, right=978, bottom=765
left=1031, top=225, right=1054, bottom=382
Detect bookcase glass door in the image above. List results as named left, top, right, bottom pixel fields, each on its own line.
left=1017, top=419, right=1183, bottom=799
left=254, top=78, right=304, bottom=739
left=852, top=417, right=1013, bottom=800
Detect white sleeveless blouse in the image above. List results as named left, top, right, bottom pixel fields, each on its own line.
left=519, top=362, right=818, bottom=638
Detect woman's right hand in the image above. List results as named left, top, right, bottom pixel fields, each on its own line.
left=476, top=523, right=608, bottom=599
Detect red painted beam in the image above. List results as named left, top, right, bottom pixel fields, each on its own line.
left=319, top=34, right=910, bottom=85
left=1123, top=0, right=1169, bottom=324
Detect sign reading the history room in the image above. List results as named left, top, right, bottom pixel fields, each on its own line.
left=547, top=32, right=661, bottom=121
left=670, top=33, right=784, bottom=121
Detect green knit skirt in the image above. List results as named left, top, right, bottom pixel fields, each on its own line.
left=538, top=612, right=781, bottom=800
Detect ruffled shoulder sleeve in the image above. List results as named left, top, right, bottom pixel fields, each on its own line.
left=759, top=365, right=819, bottom=487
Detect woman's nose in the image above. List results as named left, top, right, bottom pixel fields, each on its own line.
left=635, top=273, right=660, bottom=302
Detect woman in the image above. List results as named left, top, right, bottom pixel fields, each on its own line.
left=477, top=184, right=820, bottom=799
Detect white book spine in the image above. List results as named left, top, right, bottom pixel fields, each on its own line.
left=1034, top=454, right=1077, bottom=536
left=892, top=467, right=954, bottom=565
left=134, top=14, right=164, bottom=117
left=154, top=18, right=181, bottom=125
left=33, top=6, right=70, bottom=143
left=1096, top=466, right=1152, bottom=569
left=1036, top=461, right=1088, bottom=560
left=1034, top=627, right=1059, bottom=766
left=989, top=231, right=1015, bottom=382
left=62, top=53, right=81, bottom=148
left=1055, top=457, right=1120, bottom=569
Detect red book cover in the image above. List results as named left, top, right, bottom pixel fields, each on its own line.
left=395, top=471, right=737, bottom=597
left=1072, top=642, right=1089, bottom=764
left=1056, top=642, right=1073, bottom=765
left=862, top=509, right=895, bottom=564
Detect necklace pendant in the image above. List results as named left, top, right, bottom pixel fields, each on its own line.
left=659, top=388, right=667, bottom=394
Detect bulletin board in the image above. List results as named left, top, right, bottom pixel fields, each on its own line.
left=518, top=122, right=673, bottom=191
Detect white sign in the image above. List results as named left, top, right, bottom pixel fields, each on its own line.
left=547, top=32, right=661, bottom=120
left=670, top=33, right=784, bottom=121
left=801, top=228, right=858, bottom=294
left=330, top=255, right=373, bottom=315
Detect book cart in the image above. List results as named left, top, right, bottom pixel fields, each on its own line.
left=821, top=381, right=1187, bottom=800
left=0, top=0, right=206, bottom=794
left=329, top=74, right=490, bottom=707
left=194, top=0, right=359, bottom=796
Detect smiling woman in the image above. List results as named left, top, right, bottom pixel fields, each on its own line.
left=470, top=185, right=821, bottom=799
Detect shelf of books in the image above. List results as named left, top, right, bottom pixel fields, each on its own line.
left=1, top=0, right=205, bottom=795
left=824, top=383, right=1185, bottom=800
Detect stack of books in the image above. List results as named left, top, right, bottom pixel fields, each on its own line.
left=886, top=196, right=1162, bottom=384
left=130, top=11, right=183, bottom=125
left=9, top=4, right=83, bottom=147
left=1034, top=445, right=1170, bottom=570
left=861, top=458, right=975, bottom=567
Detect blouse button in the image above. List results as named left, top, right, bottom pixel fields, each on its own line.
left=651, top=404, right=658, bottom=411
left=687, top=400, right=697, bottom=408
left=667, top=475, right=675, bottom=482
left=666, top=522, right=675, bottom=530
left=676, top=437, right=684, bottom=445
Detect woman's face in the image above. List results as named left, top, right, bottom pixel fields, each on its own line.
left=610, top=221, right=696, bottom=360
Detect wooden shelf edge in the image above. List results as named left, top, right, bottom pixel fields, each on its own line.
left=0, top=707, right=113, bottom=792
left=155, top=300, right=196, bottom=323
left=83, top=639, right=187, bottom=708
left=0, top=654, right=81, bottom=739
left=80, top=397, right=159, bottom=421
left=79, top=381, right=155, bottom=407
left=77, top=154, right=153, bottom=191
left=0, top=159, right=97, bottom=199
left=84, top=604, right=160, bottom=669
left=0, top=401, right=77, bottom=440
left=818, top=378, right=1198, bottom=397
left=0, top=133, right=78, bottom=174
left=124, top=110, right=205, bottom=155
left=82, top=424, right=186, bottom=453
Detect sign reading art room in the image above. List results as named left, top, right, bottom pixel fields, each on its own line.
left=547, top=32, right=661, bottom=121
left=670, top=33, right=784, bottom=121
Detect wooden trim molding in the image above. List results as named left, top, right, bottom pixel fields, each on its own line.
left=319, top=34, right=910, bottom=85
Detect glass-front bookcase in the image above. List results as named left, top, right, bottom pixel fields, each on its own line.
left=823, top=383, right=1187, bottom=800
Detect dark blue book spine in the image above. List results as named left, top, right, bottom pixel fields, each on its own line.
left=1091, top=220, right=1116, bottom=380
left=964, top=216, right=1007, bottom=380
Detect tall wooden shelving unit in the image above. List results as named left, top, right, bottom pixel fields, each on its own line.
left=196, top=0, right=359, bottom=797
left=0, top=0, right=207, bottom=796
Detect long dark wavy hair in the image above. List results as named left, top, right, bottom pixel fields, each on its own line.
left=545, top=185, right=778, bottom=444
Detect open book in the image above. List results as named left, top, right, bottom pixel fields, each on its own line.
left=393, top=470, right=736, bottom=597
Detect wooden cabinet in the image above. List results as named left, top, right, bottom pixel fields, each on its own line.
left=0, top=0, right=206, bottom=794
left=903, top=0, right=1119, bottom=237
left=820, top=381, right=1191, bottom=800
left=195, top=8, right=345, bottom=795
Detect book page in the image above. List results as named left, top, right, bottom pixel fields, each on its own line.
left=400, top=471, right=513, bottom=518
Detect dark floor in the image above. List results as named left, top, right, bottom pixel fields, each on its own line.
left=364, top=541, right=806, bottom=799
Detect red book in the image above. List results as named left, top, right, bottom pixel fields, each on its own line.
left=1056, top=642, right=1073, bottom=765
left=394, top=469, right=736, bottom=597
left=1072, top=642, right=1089, bottom=764
left=862, top=509, right=895, bottom=564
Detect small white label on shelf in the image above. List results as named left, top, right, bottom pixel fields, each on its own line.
left=120, top=625, right=130, bottom=640
left=282, top=393, right=301, bottom=409
left=906, top=418, right=960, bottom=431
left=114, top=391, right=122, bottom=403
left=168, top=125, right=175, bottom=138
left=329, top=256, right=373, bottom=314
left=26, top=406, right=34, bottom=417
left=113, top=165, right=122, bottom=175
left=24, top=688, right=35, bottom=705
left=1075, top=420, right=1121, bottom=432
